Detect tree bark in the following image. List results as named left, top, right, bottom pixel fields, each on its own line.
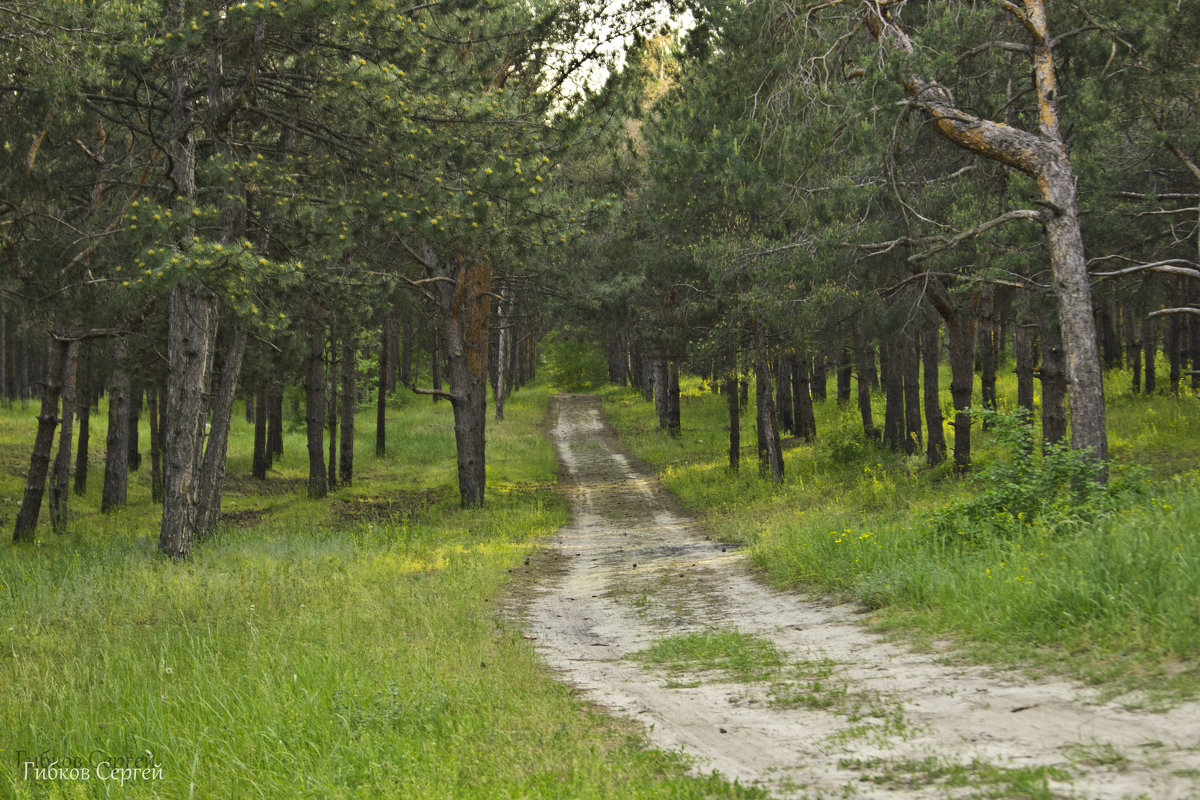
left=400, top=314, right=412, bottom=388
left=305, top=322, right=327, bottom=498
left=836, top=346, right=852, bottom=405
left=127, top=383, right=142, bottom=471
left=430, top=325, right=442, bottom=403
left=148, top=385, right=163, bottom=503
left=49, top=340, right=79, bottom=534
left=495, top=290, right=510, bottom=421
left=267, top=383, right=283, bottom=463
left=666, top=358, right=681, bottom=437
left=339, top=334, right=355, bottom=485
left=376, top=325, right=388, bottom=456
left=776, top=356, right=795, bottom=436
left=922, top=325, right=947, bottom=467
left=792, top=355, right=817, bottom=442
left=13, top=336, right=68, bottom=541
left=1143, top=316, right=1158, bottom=394
left=73, top=345, right=91, bottom=495
left=1039, top=311, right=1068, bottom=448
left=945, top=310, right=977, bottom=473
left=811, top=354, right=827, bottom=402
left=881, top=339, right=905, bottom=452
left=855, top=336, right=878, bottom=442
left=253, top=383, right=269, bottom=478
left=195, top=325, right=248, bottom=535
left=753, top=318, right=784, bottom=481
left=978, top=288, right=998, bottom=427
left=902, top=334, right=922, bottom=454
left=102, top=339, right=131, bottom=513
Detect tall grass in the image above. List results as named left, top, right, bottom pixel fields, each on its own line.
left=0, top=386, right=763, bottom=799
left=600, top=367, right=1200, bottom=698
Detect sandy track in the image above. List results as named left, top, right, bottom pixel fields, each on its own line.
left=525, top=395, right=1200, bottom=799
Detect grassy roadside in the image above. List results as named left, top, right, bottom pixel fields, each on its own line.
left=0, top=385, right=762, bottom=799
left=600, top=369, right=1200, bottom=701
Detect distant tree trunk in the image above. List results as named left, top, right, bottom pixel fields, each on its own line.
left=837, top=346, right=852, bottom=406
left=776, top=356, right=795, bottom=436
left=1143, top=316, right=1158, bottom=394
left=666, top=359, right=681, bottom=437
left=18, top=337, right=30, bottom=408
left=148, top=386, right=163, bottom=502
left=127, top=383, right=142, bottom=471
left=431, top=326, right=442, bottom=403
left=1015, top=315, right=1037, bottom=414
left=326, top=336, right=339, bottom=491
left=1123, top=304, right=1142, bottom=394
left=305, top=323, right=327, bottom=499
left=73, top=348, right=91, bottom=495
left=495, top=290, right=510, bottom=421
left=49, top=341, right=79, bottom=534
left=159, top=281, right=219, bottom=558
left=810, top=354, right=826, bottom=402
left=376, top=326, right=388, bottom=456
left=267, top=384, right=283, bottom=463
left=792, top=355, right=817, bottom=442
left=881, top=339, right=905, bottom=452
left=753, top=319, right=784, bottom=481
left=1039, top=312, right=1068, bottom=448
left=1099, top=298, right=1122, bottom=369
left=400, top=315, right=412, bottom=388
left=1167, top=306, right=1183, bottom=396
left=855, top=336, right=878, bottom=442
left=922, top=325, right=947, bottom=467
left=13, top=336, right=69, bottom=541
left=245, top=393, right=254, bottom=425
left=339, top=335, right=355, bottom=486
left=945, top=310, right=977, bottom=473
left=902, top=335, right=921, bottom=455
left=978, top=289, right=998, bottom=429
left=253, top=383, right=269, bottom=478
left=195, top=326, right=248, bottom=535
left=0, top=313, right=6, bottom=403
left=653, top=354, right=668, bottom=429
left=102, top=340, right=131, bottom=514
left=727, top=344, right=740, bottom=471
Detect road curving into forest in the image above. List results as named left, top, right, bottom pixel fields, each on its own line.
left=525, top=394, right=1200, bottom=799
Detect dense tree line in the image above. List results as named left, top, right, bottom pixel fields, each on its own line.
left=566, top=0, right=1199, bottom=479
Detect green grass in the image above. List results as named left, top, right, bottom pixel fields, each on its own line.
left=0, top=385, right=764, bottom=799
left=631, top=629, right=786, bottom=683
left=600, top=365, right=1200, bottom=699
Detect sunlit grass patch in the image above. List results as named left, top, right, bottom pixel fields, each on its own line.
left=631, top=629, right=785, bottom=683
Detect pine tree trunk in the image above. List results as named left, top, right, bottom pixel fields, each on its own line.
left=775, top=356, right=794, bottom=436
left=253, top=383, right=269, bottom=478
left=666, top=359, right=681, bottom=437
left=1039, top=311, right=1068, bottom=448
left=902, top=335, right=922, bottom=454
left=49, top=340, right=79, bottom=535
left=13, top=336, right=68, bottom=541
left=339, top=335, right=355, bottom=485
left=400, top=314, right=412, bottom=388
left=376, top=326, right=388, bottom=456
left=1143, top=317, right=1158, bottom=394
left=195, top=325, right=248, bottom=535
left=148, top=386, right=163, bottom=503
left=102, top=339, right=131, bottom=514
left=495, top=290, right=510, bottom=421
left=1015, top=316, right=1037, bottom=414
left=431, top=326, right=442, bottom=403
left=305, top=322, right=327, bottom=499
left=1125, top=302, right=1142, bottom=394
left=922, top=325, right=947, bottom=467
left=978, top=289, right=998, bottom=428
left=727, top=344, right=740, bottom=471
left=327, top=336, right=339, bottom=491
left=792, top=355, right=817, bottom=442
left=855, top=336, right=878, bottom=442
left=753, top=319, right=784, bottom=481
left=73, top=348, right=91, bottom=495
left=127, top=384, right=142, bottom=471
left=811, top=354, right=827, bottom=402
left=946, top=310, right=977, bottom=473
left=837, top=346, right=852, bottom=406
left=159, top=283, right=218, bottom=558
left=267, top=384, right=283, bottom=463
left=881, top=339, right=905, bottom=452
left=653, top=354, right=668, bottom=429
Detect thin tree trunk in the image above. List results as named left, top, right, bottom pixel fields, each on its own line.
left=776, top=356, right=795, bottom=436
left=195, top=325, right=248, bottom=534
left=837, top=346, right=852, bottom=406
left=1015, top=316, right=1037, bottom=413
left=267, top=383, right=283, bottom=463
left=881, top=339, right=905, bottom=452
left=253, top=383, right=269, bottom=478
left=376, top=325, right=388, bottom=456
left=855, top=336, right=878, bottom=442
left=753, top=318, right=784, bottom=481
left=792, top=355, right=817, bottom=442
left=327, top=335, right=339, bottom=491
left=339, top=335, right=355, bottom=485
left=13, top=336, right=68, bottom=541
left=148, top=385, right=163, bottom=503
left=946, top=311, right=977, bottom=473
left=811, top=354, right=827, bottom=402
left=1039, top=311, right=1068, bottom=448
left=978, top=288, right=998, bottom=428
left=127, top=383, right=142, bottom=471
left=400, top=314, right=412, bottom=388
left=902, top=334, right=922, bottom=454
left=922, top=325, right=947, bottom=467
left=1124, top=303, right=1142, bottom=394
left=727, top=342, right=740, bottom=471
left=1143, top=316, right=1158, bottom=394
left=73, top=347, right=91, bottom=495
left=49, top=340, right=79, bottom=534
left=102, top=339, right=131, bottom=514
left=305, top=323, right=327, bottom=499
left=495, top=290, right=510, bottom=421
left=431, top=326, right=442, bottom=403
left=666, top=359, right=681, bottom=437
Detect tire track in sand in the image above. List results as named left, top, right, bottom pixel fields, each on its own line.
left=526, top=395, right=1200, bottom=799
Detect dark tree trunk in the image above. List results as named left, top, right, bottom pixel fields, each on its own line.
left=811, top=354, right=827, bottom=402
left=267, top=384, right=283, bottom=463
left=1167, top=307, right=1183, bottom=396
left=377, top=325, right=388, bottom=456
left=431, top=326, right=442, bottom=403
left=326, top=336, right=338, bottom=491
left=1099, top=298, right=1122, bottom=369
left=753, top=319, right=784, bottom=481
left=195, top=326, right=248, bottom=535
left=1015, top=317, right=1037, bottom=414
left=666, top=359, right=681, bottom=437
left=1143, top=317, right=1158, bottom=394
left=400, top=315, right=413, bottom=388
left=49, top=341, right=79, bottom=535
left=837, top=346, right=852, bottom=406
left=305, top=323, right=327, bottom=499
left=253, top=383, right=269, bottom=478
left=127, top=383, right=142, bottom=471
left=978, top=289, right=998, bottom=428
left=901, top=334, right=922, bottom=455
left=946, top=310, right=977, bottom=473
left=922, top=325, right=947, bottom=467
left=245, top=394, right=254, bottom=425
left=1124, top=303, right=1142, bottom=394
left=881, top=339, right=905, bottom=452
left=148, top=386, right=163, bottom=503
left=775, top=356, right=795, bottom=436
left=73, top=348, right=91, bottom=495
left=727, top=346, right=740, bottom=471
left=13, top=336, right=68, bottom=541
left=339, top=335, right=355, bottom=485
left=653, top=354, right=668, bottom=429
left=855, top=337, right=878, bottom=442
left=792, top=355, right=817, bottom=442
left=495, top=291, right=511, bottom=421
left=0, top=312, right=6, bottom=402
left=1039, top=312, right=1068, bottom=448
left=18, top=335, right=30, bottom=408
left=102, top=339, right=131, bottom=514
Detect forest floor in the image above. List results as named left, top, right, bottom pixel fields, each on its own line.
left=523, top=395, right=1200, bottom=800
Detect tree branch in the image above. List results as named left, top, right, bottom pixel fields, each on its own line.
left=908, top=209, right=1043, bottom=264
left=407, top=382, right=461, bottom=402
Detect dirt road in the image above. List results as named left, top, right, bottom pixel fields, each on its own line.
left=526, top=395, right=1200, bottom=799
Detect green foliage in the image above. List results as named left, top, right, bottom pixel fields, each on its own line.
left=540, top=330, right=609, bottom=392
left=933, top=408, right=1146, bottom=544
